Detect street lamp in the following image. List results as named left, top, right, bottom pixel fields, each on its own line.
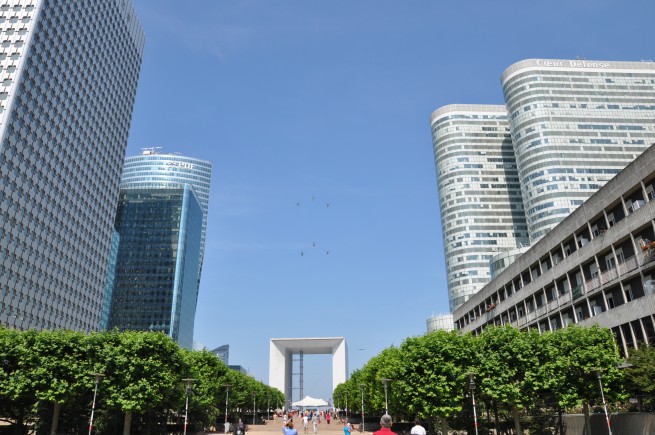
left=380, top=379, right=392, bottom=415
left=593, top=369, right=612, bottom=435
left=466, top=373, right=479, bottom=435
left=88, top=372, right=105, bottom=435
left=182, top=378, right=196, bottom=435
left=253, top=392, right=257, bottom=426
left=359, top=384, right=366, bottom=433
left=345, top=391, right=348, bottom=420
left=224, top=384, right=231, bottom=430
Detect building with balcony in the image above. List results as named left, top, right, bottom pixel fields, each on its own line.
left=453, top=142, right=655, bottom=356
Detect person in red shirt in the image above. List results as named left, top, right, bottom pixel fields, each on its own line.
left=372, top=415, right=397, bottom=435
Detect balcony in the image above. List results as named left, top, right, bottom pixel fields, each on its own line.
left=600, top=268, right=618, bottom=285
left=584, top=276, right=600, bottom=291
left=618, top=255, right=639, bottom=275
left=572, top=284, right=584, bottom=301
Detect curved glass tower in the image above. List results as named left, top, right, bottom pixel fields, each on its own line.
left=431, top=105, right=529, bottom=311
left=502, top=59, right=655, bottom=242
left=120, top=149, right=212, bottom=268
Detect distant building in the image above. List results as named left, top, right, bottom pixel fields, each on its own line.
left=229, top=365, right=248, bottom=374
left=426, top=313, right=454, bottom=332
left=212, top=344, right=229, bottom=364
left=108, top=187, right=203, bottom=349
left=0, top=0, right=144, bottom=331
left=453, top=142, right=655, bottom=356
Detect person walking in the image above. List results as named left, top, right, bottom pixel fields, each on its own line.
left=343, top=421, right=352, bottom=435
left=326, top=413, right=331, bottom=425
left=312, top=413, right=319, bottom=434
left=372, top=415, right=398, bottom=435
left=284, top=421, right=299, bottom=435
left=303, top=414, right=309, bottom=434
left=410, top=419, right=426, bottom=435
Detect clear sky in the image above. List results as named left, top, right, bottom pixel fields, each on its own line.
left=127, top=0, right=655, bottom=402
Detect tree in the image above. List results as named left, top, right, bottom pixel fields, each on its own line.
left=97, top=330, right=187, bottom=435
left=476, top=326, right=542, bottom=435
left=0, top=327, right=35, bottom=433
left=23, top=329, right=90, bottom=435
left=182, top=349, right=229, bottom=431
left=396, top=331, right=474, bottom=434
left=625, top=345, right=655, bottom=408
left=538, top=325, right=625, bottom=433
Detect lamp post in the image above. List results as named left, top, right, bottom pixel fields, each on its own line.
left=267, top=393, right=270, bottom=421
left=467, top=373, right=479, bottom=435
left=345, top=391, right=348, bottom=421
left=593, top=369, right=612, bottom=435
left=359, top=384, right=365, bottom=432
left=182, top=378, right=196, bottom=435
left=380, top=379, right=392, bottom=415
left=224, top=384, right=231, bottom=428
left=88, top=372, right=105, bottom=435
left=253, top=392, right=257, bottom=426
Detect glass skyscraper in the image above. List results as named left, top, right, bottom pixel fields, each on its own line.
left=0, top=1, right=144, bottom=331
left=109, top=187, right=202, bottom=349
left=120, top=149, right=213, bottom=271
left=431, top=105, right=529, bottom=311
left=502, top=59, right=655, bottom=242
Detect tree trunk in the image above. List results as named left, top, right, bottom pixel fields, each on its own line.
left=50, top=402, right=61, bottom=435
left=558, top=406, right=565, bottom=435
left=511, top=405, right=522, bottom=435
left=583, top=403, right=591, bottom=435
left=123, top=412, right=132, bottom=435
left=493, top=402, right=500, bottom=435
left=440, top=417, right=448, bottom=435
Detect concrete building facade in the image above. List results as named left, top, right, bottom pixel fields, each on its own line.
left=453, top=143, right=655, bottom=356
left=0, top=0, right=144, bottom=331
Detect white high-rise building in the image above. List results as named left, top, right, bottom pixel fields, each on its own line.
left=431, top=105, right=530, bottom=311
left=0, top=0, right=144, bottom=331
left=430, top=59, right=655, bottom=317
left=502, top=59, right=655, bottom=242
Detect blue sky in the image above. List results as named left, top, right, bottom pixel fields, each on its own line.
left=127, top=0, right=655, bottom=401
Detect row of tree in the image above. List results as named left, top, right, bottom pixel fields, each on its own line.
left=0, top=327, right=284, bottom=434
left=334, top=325, right=651, bottom=434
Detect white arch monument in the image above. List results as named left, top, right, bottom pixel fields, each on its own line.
left=269, top=337, right=347, bottom=408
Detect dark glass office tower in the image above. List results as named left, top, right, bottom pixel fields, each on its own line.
left=0, top=1, right=144, bottom=331
left=109, top=187, right=202, bottom=349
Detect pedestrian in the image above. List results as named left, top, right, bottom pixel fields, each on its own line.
left=372, top=415, right=398, bottom=435
left=284, top=421, right=299, bottom=435
left=303, top=413, right=309, bottom=434
left=234, top=419, right=245, bottom=435
left=343, top=421, right=352, bottom=435
left=326, top=413, right=331, bottom=425
left=410, top=419, right=426, bottom=435
left=312, top=412, right=319, bottom=433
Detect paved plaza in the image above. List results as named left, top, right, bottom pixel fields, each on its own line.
left=225, top=417, right=353, bottom=435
